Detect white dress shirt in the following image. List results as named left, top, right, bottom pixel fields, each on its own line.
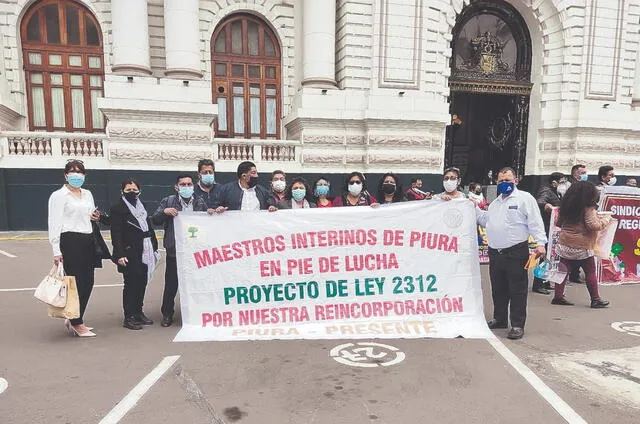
left=476, top=187, right=547, bottom=249
left=239, top=183, right=260, bottom=211
left=48, top=186, right=96, bottom=256
left=180, top=197, right=194, bottom=212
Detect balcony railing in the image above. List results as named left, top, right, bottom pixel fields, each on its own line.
left=1, top=132, right=300, bottom=164
left=4, top=132, right=105, bottom=157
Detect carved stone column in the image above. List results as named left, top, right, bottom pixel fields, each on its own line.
left=111, top=0, right=151, bottom=75
left=164, top=0, right=203, bottom=79
left=302, top=0, right=337, bottom=87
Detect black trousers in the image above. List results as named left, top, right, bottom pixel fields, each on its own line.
left=123, top=262, right=148, bottom=317
left=161, top=255, right=178, bottom=317
left=60, top=232, right=95, bottom=326
left=488, top=242, right=530, bottom=328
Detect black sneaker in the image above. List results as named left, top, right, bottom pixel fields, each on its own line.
left=551, top=297, right=574, bottom=306
left=123, top=316, right=143, bottom=330
left=591, top=298, right=610, bottom=308
left=161, top=315, right=173, bottom=327
left=507, top=327, right=524, bottom=340
left=134, top=313, right=154, bottom=326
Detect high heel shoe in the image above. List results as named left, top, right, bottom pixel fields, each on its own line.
left=70, top=325, right=96, bottom=337
left=64, top=320, right=93, bottom=332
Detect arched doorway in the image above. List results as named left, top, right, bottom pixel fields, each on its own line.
left=446, top=0, right=532, bottom=185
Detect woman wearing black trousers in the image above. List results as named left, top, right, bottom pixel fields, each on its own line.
left=48, top=160, right=110, bottom=337
left=110, top=179, right=159, bottom=330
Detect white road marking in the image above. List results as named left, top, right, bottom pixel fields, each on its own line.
left=0, top=283, right=123, bottom=293
left=549, top=345, right=640, bottom=409
left=330, top=342, right=406, bottom=368
left=99, top=355, right=180, bottom=424
left=0, top=378, right=7, bottom=394
left=0, top=249, right=17, bottom=258
left=611, top=321, right=640, bottom=337
left=488, top=338, right=588, bottom=424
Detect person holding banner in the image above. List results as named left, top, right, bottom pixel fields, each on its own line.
left=270, top=170, right=287, bottom=204
left=194, top=159, right=218, bottom=209
left=332, top=172, right=379, bottom=207
left=277, top=177, right=316, bottom=209
left=435, top=167, right=466, bottom=200
left=109, top=179, right=159, bottom=330
left=532, top=172, right=565, bottom=295
left=475, top=167, right=547, bottom=340
left=552, top=181, right=611, bottom=308
left=406, top=178, right=431, bottom=201
left=468, top=183, right=487, bottom=210
left=597, top=165, right=616, bottom=191
left=213, top=161, right=277, bottom=212
left=152, top=174, right=209, bottom=327
left=376, top=173, right=406, bottom=204
left=313, top=177, right=333, bottom=208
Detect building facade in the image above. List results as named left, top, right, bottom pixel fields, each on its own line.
left=0, top=0, right=639, bottom=229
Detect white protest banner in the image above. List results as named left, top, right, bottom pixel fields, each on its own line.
left=173, top=199, right=492, bottom=342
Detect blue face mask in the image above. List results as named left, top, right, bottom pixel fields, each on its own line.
left=497, top=181, right=515, bottom=195
left=579, top=174, right=588, bottom=182
left=201, top=173, right=215, bottom=186
left=316, top=185, right=330, bottom=197
left=178, top=186, right=194, bottom=199
left=66, top=173, right=85, bottom=188
left=292, top=188, right=306, bottom=202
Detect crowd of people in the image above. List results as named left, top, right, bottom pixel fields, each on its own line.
left=47, top=158, right=633, bottom=339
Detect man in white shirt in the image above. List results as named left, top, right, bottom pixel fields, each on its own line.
left=476, top=167, right=547, bottom=340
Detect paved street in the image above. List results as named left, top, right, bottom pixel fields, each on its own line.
left=0, top=235, right=639, bottom=424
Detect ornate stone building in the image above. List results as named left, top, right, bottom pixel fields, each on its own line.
left=0, top=0, right=638, bottom=229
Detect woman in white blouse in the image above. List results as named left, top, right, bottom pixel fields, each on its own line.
left=48, top=160, right=106, bottom=337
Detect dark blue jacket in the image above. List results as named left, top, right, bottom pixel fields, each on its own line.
left=212, top=181, right=275, bottom=211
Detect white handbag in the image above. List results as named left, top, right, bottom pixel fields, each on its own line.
left=34, top=264, right=68, bottom=307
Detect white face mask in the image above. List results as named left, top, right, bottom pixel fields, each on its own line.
left=443, top=179, right=458, bottom=193
left=557, top=182, right=570, bottom=197
left=272, top=180, right=286, bottom=192
left=608, top=177, right=617, bottom=186
left=348, top=183, right=363, bottom=196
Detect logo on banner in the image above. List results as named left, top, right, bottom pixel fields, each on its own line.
left=186, top=225, right=200, bottom=239
left=443, top=208, right=464, bottom=229
left=329, top=342, right=406, bottom=368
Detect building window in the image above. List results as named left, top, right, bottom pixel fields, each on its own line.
left=212, top=14, right=281, bottom=139
left=21, top=0, right=105, bottom=133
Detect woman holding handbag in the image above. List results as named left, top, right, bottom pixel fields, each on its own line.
left=109, top=179, right=159, bottom=330
left=552, top=181, right=611, bottom=308
left=48, top=160, right=110, bottom=337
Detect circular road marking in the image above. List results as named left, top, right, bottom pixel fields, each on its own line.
left=330, top=342, right=406, bottom=368
left=611, top=321, right=640, bottom=337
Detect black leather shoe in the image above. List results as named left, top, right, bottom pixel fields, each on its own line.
left=161, top=315, right=173, bottom=327
left=487, top=319, right=508, bottom=329
left=543, top=280, right=552, bottom=290
left=507, top=327, right=524, bottom=340
left=551, top=297, right=574, bottom=306
left=134, top=313, right=154, bottom=326
left=591, top=298, right=610, bottom=308
left=532, top=286, right=550, bottom=295
left=123, top=316, right=143, bottom=330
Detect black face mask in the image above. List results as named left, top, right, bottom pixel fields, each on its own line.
left=382, top=183, right=396, bottom=195
left=475, top=189, right=482, bottom=195
left=123, top=191, right=140, bottom=204
left=248, top=176, right=259, bottom=188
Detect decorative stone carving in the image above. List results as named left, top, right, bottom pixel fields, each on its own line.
left=303, top=135, right=344, bottom=145
left=368, top=136, right=430, bottom=145
left=346, top=135, right=366, bottom=145
left=109, top=127, right=211, bottom=142
left=345, top=153, right=365, bottom=164
left=304, top=153, right=344, bottom=164
left=110, top=149, right=210, bottom=162
left=368, top=154, right=441, bottom=166
left=61, top=138, right=104, bottom=157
